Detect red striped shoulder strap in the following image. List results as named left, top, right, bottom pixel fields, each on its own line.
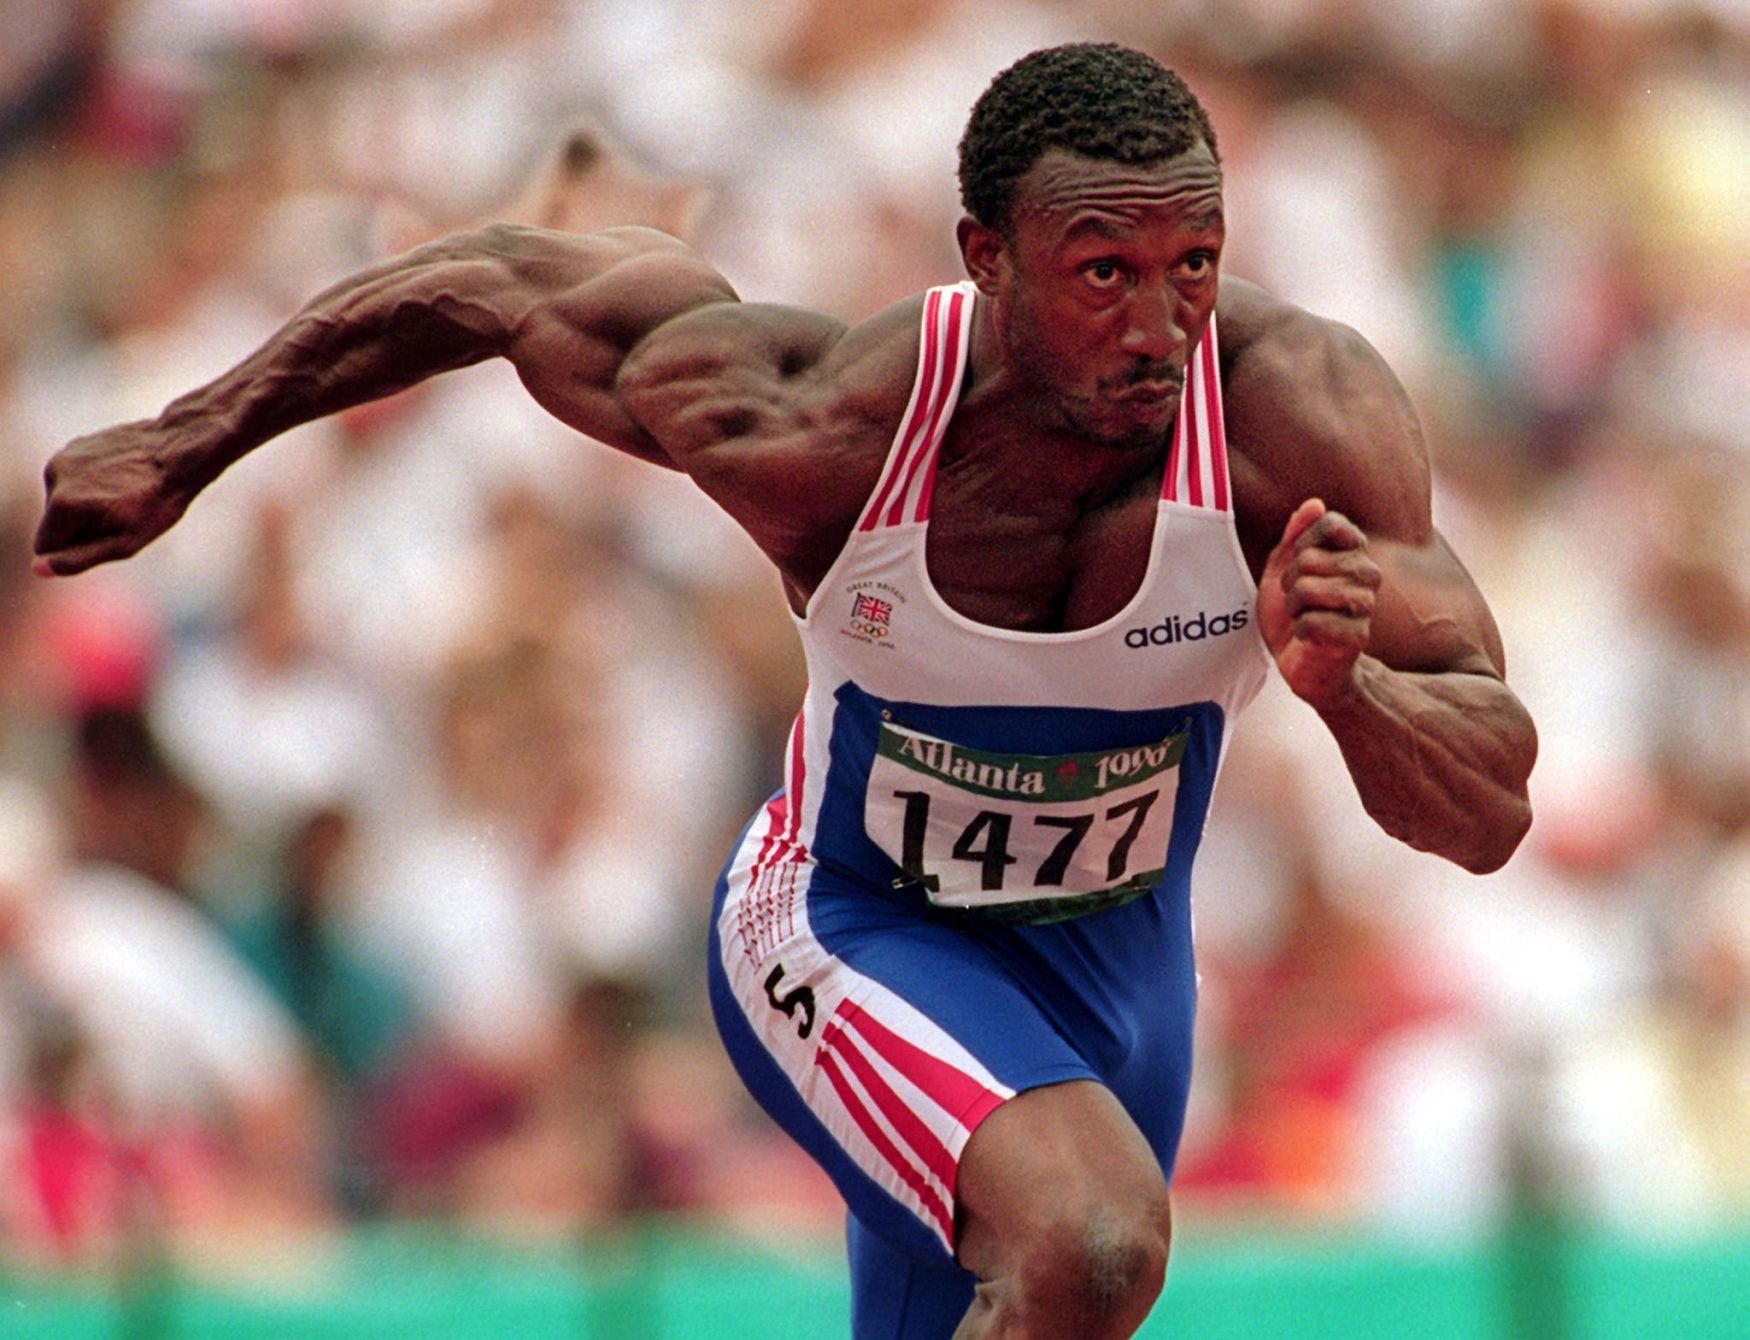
left=1160, top=315, right=1232, bottom=512
left=856, top=283, right=975, bottom=532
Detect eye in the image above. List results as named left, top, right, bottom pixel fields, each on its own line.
left=1082, top=259, right=1125, bottom=288
left=1179, top=250, right=1217, bottom=279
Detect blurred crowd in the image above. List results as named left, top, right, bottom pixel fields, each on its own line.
left=0, top=0, right=1745, bottom=1279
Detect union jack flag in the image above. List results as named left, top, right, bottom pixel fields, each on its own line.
left=851, top=594, right=892, bottom=626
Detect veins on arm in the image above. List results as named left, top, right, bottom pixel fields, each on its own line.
left=157, top=223, right=739, bottom=484
left=160, top=230, right=519, bottom=481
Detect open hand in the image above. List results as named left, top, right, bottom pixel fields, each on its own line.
left=33, top=421, right=193, bottom=577
left=1256, top=498, right=1381, bottom=710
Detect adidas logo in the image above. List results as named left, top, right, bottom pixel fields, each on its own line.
left=1123, top=606, right=1250, bottom=649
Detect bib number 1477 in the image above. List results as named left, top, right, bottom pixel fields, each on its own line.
left=863, top=722, right=1185, bottom=909
left=893, top=787, right=1161, bottom=892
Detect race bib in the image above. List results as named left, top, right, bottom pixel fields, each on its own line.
left=864, top=721, right=1186, bottom=923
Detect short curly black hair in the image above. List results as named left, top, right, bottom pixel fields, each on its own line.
left=958, top=44, right=1218, bottom=232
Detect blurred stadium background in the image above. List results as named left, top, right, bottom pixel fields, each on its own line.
left=0, top=1, right=1745, bottom=1336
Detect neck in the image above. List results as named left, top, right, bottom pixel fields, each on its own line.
left=960, top=286, right=1064, bottom=431
left=963, top=284, right=1004, bottom=394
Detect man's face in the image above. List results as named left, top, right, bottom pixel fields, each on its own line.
left=968, top=141, right=1224, bottom=448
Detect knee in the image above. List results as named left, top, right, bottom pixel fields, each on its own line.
left=1013, top=1189, right=1172, bottom=1332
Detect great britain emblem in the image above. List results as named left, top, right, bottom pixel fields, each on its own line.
left=842, top=581, right=905, bottom=649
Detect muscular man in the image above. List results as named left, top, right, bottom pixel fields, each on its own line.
left=35, top=44, right=1535, bottom=1340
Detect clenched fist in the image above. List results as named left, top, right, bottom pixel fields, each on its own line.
left=33, top=421, right=195, bottom=577
left=1256, top=498, right=1382, bottom=710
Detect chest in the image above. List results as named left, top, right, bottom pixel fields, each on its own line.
left=919, top=439, right=1269, bottom=633
left=918, top=463, right=1148, bottom=630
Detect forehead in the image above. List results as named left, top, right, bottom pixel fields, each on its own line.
left=1010, top=142, right=1223, bottom=238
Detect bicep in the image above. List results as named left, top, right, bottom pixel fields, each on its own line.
left=1234, top=302, right=1504, bottom=678
left=1312, top=332, right=1505, bottom=678
left=492, top=226, right=742, bottom=460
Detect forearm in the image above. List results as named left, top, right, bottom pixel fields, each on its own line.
left=155, top=229, right=520, bottom=490
left=1317, top=655, right=1535, bottom=873
left=34, top=224, right=734, bottom=576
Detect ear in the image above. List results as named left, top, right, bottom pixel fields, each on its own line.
left=957, top=216, right=1009, bottom=296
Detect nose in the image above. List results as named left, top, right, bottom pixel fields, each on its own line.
left=1118, top=286, right=1185, bottom=362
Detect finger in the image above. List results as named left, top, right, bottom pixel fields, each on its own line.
left=1275, top=498, right=1327, bottom=555
left=33, top=516, right=106, bottom=562
left=1294, top=508, right=1366, bottom=554
left=1282, top=546, right=1382, bottom=585
left=32, top=517, right=74, bottom=559
left=1286, top=576, right=1377, bottom=619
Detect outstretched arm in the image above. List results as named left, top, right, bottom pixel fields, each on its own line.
left=32, top=224, right=738, bottom=575
left=1229, top=301, right=1536, bottom=873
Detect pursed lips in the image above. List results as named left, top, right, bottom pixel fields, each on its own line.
left=1109, top=374, right=1183, bottom=403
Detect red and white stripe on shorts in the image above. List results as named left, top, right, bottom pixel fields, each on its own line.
left=857, top=285, right=974, bottom=532
left=734, top=710, right=809, bottom=965
left=811, top=993, right=1010, bottom=1248
left=1161, top=316, right=1231, bottom=512
left=717, top=711, right=1015, bottom=1251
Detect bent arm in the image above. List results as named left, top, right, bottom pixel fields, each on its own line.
left=1314, top=531, right=1535, bottom=873
left=34, top=224, right=737, bottom=574
left=1235, top=303, right=1536, bottom=873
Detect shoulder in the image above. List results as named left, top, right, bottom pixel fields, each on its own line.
left=807, top=291, right=932, bottom=415
left=1217, top=278, right=1431, bottom=554
left=617, top=288, right=935, bottom=594
left=618, top=289, right=926, bottom=462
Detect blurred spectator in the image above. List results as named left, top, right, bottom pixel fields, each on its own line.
left=1180, top=823, right=1467, bottom=1222
left=0, top=715, right=332, bottom=1267
left=152, top=498, right=393, bottom=840
left=1554, top=855, right=1750, bottom=1231
left=214, top=802, right=419, bottom=1214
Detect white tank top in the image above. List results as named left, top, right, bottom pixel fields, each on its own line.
left=759, top=282, right=1270, bottom=924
